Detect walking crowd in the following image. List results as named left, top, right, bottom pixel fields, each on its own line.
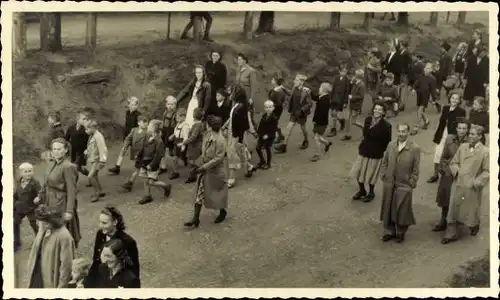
left=14, top=29, right=490, bottom=288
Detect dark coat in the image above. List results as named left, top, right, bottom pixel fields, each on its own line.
left=46, top=123, right=65, bottom=150
left=123, top=127, right=148, bottom=161
left=288, top=86, right=313, bottom=118
left=312, top=94, right=330, bottom=126
left=436, top=135, right=466, bottom=207
left=268, top=87, right=289, bottom=118
left=398, top=48, right=412, bottom=76
left=205, top=60, right=227, bottom=93
left=437, top=52, right=453, bottom=83
left=97, top=264, right=140, bottom=288
left=177, top=79, right=212, bottom=115
left=208, top=100, right=232, bottom=125
left=330, top=75, right=350, bottom=106
left=124, top=110, right=141, bottom=140
left=408, top=61, right=425, bottom=85
left=14, top=178, right=41, bottom=215
left=135, top=136, right=165, bottom=171
left=358, top=116, right=392, bottom=159
left=230, top=103, right=250, bottom=139
left=469, top=110, right=489, bottom=134
left=413, top=74, right=438, bottom=102
left=86, top=230, right=140, bottom=288
left=376, top=83, right=399, bottom=103
left=257, top=113, right=279, bottom=139
left=382, top=51, right=403, bottom=84
left=185, top=121, right=204, bottom=161
left=433, top=105, right=466, bottom=144
left=349, top=80, right=365, bottom=111
left=65, top=123, right=89, bottom=164
left=464, top=55, right=489, bottom=101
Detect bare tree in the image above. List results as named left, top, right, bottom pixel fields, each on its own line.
left=397, top=12, right=409, bottom=26
left=457, top=12, right=467, bottom=26
left=330, top=12, right=341, bottom=29
left=256, top=11, right=275, bottom=34
left=429, top=12, right=439, bottom=27
left=40, top=12, right=62, bottom=52
left=85, top=13, right=97, bottom=50
left=13, top=12, right=27, bottom=60
left=363, top=12, right=372, bottom=31
left=242, top=12, right=255, bottom=39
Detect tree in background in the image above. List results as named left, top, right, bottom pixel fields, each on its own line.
left=397, top=12, right=409, bottom=26
left=13, top=12, right=27, bottom=60
left=242, top=12, right=255, bottom=39
left=330, top=12, right=341, bottom=29
left=363, top=12, right=372, bottom=31
left=85, top=13, right=98, bottom=50
left=457, top=12, right=467, bottom=26
left=40, top=12, right=62, bottom=52
left=256, top=11, right=275, bottom=34
left=429, top=12, right=439, bottom=27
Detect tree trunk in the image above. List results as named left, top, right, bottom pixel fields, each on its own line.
left=166, top=12, right=172, bottom=40
left=396, top=12, right=409, bottom=26
left=446, top=12, right=451, bottom=24
left=40, top=12, right=62, bottom=52
left=85, top=13, right=97, bottom=50
left=329, top=12, right=341, bottom=29
left=363, top=13, right=372, bottom=31
left=457, top=12, right=467, bottom=26
left=13, top=12, right=27, bottom=60
left=256, top=11, right=275, bottom=33
left=242, top=12, right=255, bottom=39
left=429, top=12, right=439, bottom=27
left=192, top=15, right=203, bottom=41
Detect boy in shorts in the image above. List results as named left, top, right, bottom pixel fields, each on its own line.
left=311, top=83, right=333, bottom=161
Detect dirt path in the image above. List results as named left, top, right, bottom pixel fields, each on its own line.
left=14, top=92, right=490, bottom=288
left=25, top=12, right=487, bottom=50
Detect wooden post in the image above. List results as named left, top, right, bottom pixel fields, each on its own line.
left=429, top=12, right=439, bottom=27
left=242, top=12, right=254, bottom=40
left=363, top=12, right=372, bottom=31
left=192, top=15, right=203, bottom=41
left=13, top=12, right=27, bottom=60
left=329, top=12, right=341, bottom=29
left=446, top=12, right=451, bottom=24
left=40, top=12, right=62, bottom=52
left=167, top=12, right=172, bottom=40
left=85, top=13, right=98, bottom=50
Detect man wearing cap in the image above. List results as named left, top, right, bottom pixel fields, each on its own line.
left=275, top=73, right=313, bottom=153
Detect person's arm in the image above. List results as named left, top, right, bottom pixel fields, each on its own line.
left=128, top=240, right=140, bottom=279
left=249, top=69, right=258, bottom=101
left=221, top=64, right=228, bottom=88
left=180, top=124, right=190, bottom=142
left=379, top=143, right=391, bottom=182
left=473, top=151, right=490, bottom=188
left=95, top=133, right=108, bottom=163
left=86, top=232, right=102, bottom=288
left=149, top=140, right=166, bottom=171
left=176, top=79, right=193, bottom=106
left=64, top=126, right=72, bottom=143
left=429, top=77, right=438, bottom=101
left=58, top=237, right=76, bottom=288
left=122, top=128, right=134, bottom=153
left=409, top=146, right=421, bottom=189
left=184, top=123, right=202, bottom=145
left=301, top=88, right=313, bottom=113
left=63, top=163, right=78, bottom=215
left=352, top=84, right=365, bottom=102
left=382, top=123, right=392, bottom=151
left=202, top=82, right=212, bottom=114
left=449, top=145, right=462, bottom=178
left=200, top=136, right=225, bottom=170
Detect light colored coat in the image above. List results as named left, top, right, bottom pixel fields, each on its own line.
left=198, top=131, right=228, bottom=209
left=379, top=140, right=421, bottom=227
left=26, top=226, right=76, bottom=288
left=448, top=142, right=489, bottom=227
left=236, top=65, right=257, bottom=101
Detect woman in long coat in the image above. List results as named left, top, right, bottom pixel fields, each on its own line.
left=36, top=137, right=81, bottom=247
left=184, top=115, right=229, bottom=228
left=432, top=118, right=470, bottom=232
left=379, top=124, right=421, bottom=243
left=442, top=125, right=489, bottom=244
left=205, top=50, right=227, bottom=112
left=176, top=65, right=212, bottom=124
left=26, top=205, right=76, bottom=288
left=463, top=46, right=489, bottom=106
left=86, top=206, right=140, bottom=288
left=349, top=103, right=392, bottom=202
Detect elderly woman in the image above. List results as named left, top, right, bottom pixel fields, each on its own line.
left=349, top=103, right=392, bottom=203
left=26, top=205, right=76, bottom=288
left=205, top=50, right=227, bottom=111
left=176, top=64, right=212, bottom=125
left=442, top=125, right=489, bottom=244
left=97, top=239, right=141, bottom=288
left=35, top=137, right=81, bottom=248
left=184, top=115, right=229, bottom=228
left=432, top=118, right=470, bottom=232
left=379, top=123, right=421, bottom=243
left=86, top=206, right=140, bottom=288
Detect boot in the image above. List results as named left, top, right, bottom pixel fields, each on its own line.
left=341, top=135, right=352, bottom=141
left=139, top=195, right=153, bottom=205
left=469, top=225, right=480, bottom=236
left=169, top=171, right=180, bottom=180
left=432, top=207, right=448, bottom=232
left=159, top=168, right=168, bottom=175
left=274, top=144, right=287, bottom=153
left=163, top=184, right=172, bottom=198
left=339, top=119, right=346, bottom=131
left=299, top=140, right=309, bottom=150
left=352, top=190, right=366, bottom=200
left=122, top=181, right=133, bottom=192
left=185, top=169, right=197, bottom=183
left=184, top=203, right=202, bottom=228
left=108, top=165, right=120, bottom=175
left=214, top=209, right=227, bottom=224
left=427, top=164, right=440, bottom=183
left=275, top=129, right=285, bottom=144
left=327, top=128, right=337, bottom=137
left=324, top=141, right=333, bottom=153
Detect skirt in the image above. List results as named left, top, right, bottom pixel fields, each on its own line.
left=194, top=174, right=205, bottom=205
left=139, top=168, right=159, bottom=181
left=227, top=136, right=250, bottom=170
left=349, top=155, right=383, bottom=185
left=433, top=127, right=448, bottom=164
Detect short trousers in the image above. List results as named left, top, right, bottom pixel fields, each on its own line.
left=416, top=93, right=429, bottom=108
left=313, top=123, right=327, bottom=135
left=139, top=168, right=159, bottom=181
left=290, top=115, right=307, bottom=125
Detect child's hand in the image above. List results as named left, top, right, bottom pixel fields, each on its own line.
left=348, top=95, right=353, bottom=100
left=168, top=135, right=174, bottom=141
left=63, top=212, right=73, bottom=221
left=181, top=146, right=186, bottom=152
left=33, top=197, right=40, bottom=205
left=147, top=165, right=152, bottom=171
left=83, top=150, right=88, bottom=155
left=378, top=96, right=383, bottom=100
left=263, top=135, right=268, bottom=140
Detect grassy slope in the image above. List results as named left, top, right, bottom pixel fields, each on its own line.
left=12, top=22, right=490, bottom=287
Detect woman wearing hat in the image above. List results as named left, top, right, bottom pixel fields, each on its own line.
left=26, top=205, right=76, bottom=288
left=34, top=137, right=81, bottom=248
left=184, top=115, right=229, bottom=228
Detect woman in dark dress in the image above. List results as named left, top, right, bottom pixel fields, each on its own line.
left=205, top=50, right=228, bottom=113
left=98, top=239, right=140, bottom=288
left=349, top=103, right=392, bottom=202
left=86, top=206, right=140, bottom=288
left=463, top=46, right=489, bottom=107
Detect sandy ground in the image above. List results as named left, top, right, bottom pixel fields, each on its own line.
left=14, top=11, right=490, bottom=288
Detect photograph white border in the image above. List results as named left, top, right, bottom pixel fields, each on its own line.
left=2, top=1, right=498, bottom=298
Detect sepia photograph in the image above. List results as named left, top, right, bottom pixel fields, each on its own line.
left=2, top=1, right=498, bottom=298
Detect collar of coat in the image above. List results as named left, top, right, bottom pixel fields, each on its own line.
left=392, top=139, right=417, bottom=152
